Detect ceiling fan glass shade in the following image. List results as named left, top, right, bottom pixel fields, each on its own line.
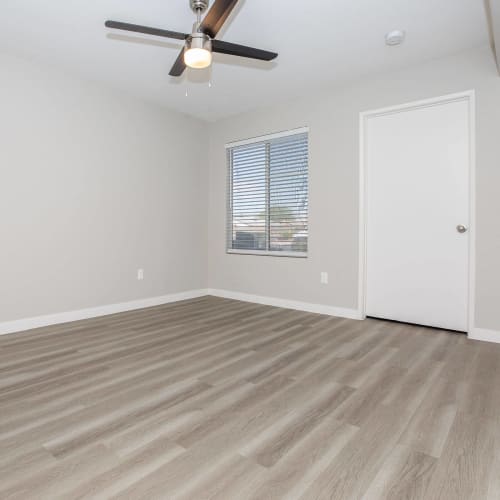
left=184, top=33, right=212, bottom=69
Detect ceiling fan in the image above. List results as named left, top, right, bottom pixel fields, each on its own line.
left=105, top=0, right=278, bottom=77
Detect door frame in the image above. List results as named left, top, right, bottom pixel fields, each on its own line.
left=358, top=90, right=476, bottom=333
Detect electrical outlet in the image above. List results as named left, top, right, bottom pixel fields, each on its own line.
left=137, top=268, right=144, bottom=281
left=320, top=272, right=328, bottom=285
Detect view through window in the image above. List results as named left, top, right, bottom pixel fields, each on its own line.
left=227, top=129, right=308, bottom=256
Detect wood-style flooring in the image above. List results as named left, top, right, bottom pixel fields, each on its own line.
left=1, top=296, right=500, bottom=499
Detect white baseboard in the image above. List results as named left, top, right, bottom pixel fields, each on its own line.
left=468, top=327, right=500, bottom=344
left=0, top=287, right=362, bottom=337
left=0, top=289, right=209, bottom=336
left=7, top=286, right=489, bottom=342
left=207, top=289, right=362, bottom=320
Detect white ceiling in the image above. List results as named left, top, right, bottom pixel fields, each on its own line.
left=0, top=0, right=489, bottom=121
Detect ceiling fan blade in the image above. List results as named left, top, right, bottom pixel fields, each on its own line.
left=169, top=48, right=187, bottom=77
left=212, top=40, right=278, bottom=61
left=200, top=0, right=240, bottom=38
left=105, top=21, right=188, bottom=41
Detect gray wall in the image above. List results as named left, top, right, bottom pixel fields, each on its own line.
left=1, top=53, right=208, bottom=322
left=3, top=46, right=500, bottom=332
left=208, top=46, right=500, bottom=331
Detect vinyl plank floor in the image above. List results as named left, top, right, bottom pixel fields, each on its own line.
left=0, top=296, right=498, bottom=499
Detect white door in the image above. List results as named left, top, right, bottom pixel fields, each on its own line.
left=365, top=97, right=471, bottom=331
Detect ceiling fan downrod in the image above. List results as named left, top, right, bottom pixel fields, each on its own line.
left=190, top=0, right=209, bottom=29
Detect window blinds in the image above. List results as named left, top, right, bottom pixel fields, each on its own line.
left=227, top=129, right=309, bottom=256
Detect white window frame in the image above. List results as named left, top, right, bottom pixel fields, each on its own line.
left=226, top=127, right=309, bottom=258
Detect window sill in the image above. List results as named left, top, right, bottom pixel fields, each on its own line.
left=226, top=249, right=308, bottom=258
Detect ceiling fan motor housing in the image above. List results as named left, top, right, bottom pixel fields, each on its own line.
left=188, top=31, right=212, bottom=51
left=190, top=0, right=209, bottom=13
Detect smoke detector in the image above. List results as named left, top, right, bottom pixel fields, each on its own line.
left=385, top=30, right=405, bottom=46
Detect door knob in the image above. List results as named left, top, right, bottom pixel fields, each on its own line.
left=456, top=225, right=468, bottom=234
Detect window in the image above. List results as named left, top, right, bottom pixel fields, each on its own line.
left=227, top=128, right=309, bottom=257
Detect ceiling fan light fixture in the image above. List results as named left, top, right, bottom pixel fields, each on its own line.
left=105, top=0, right=278, bottom=78
left=184, top=32, right=212, bottom=69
